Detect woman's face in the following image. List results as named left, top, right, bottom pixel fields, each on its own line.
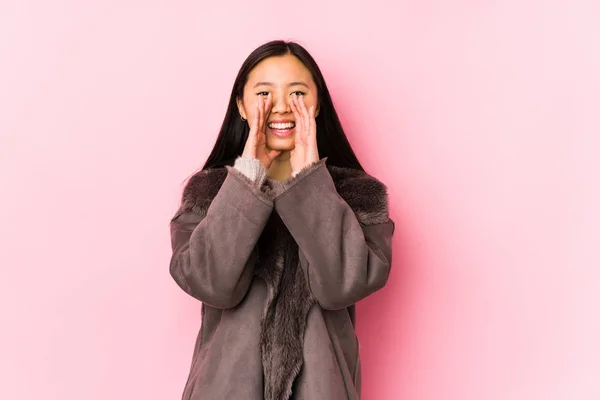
left=237, top=54, right=319, bottom=152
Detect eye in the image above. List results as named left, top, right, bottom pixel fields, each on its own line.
left=291, top=91, right=306, bottom=97
left=256, top=91, right=269, bottom=96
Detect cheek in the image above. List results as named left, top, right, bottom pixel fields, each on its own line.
left=304, top=95, right=318, bottom=111
left=244, top=98, right=257, bottom=117
left=306, top=91, right=318, bottom=104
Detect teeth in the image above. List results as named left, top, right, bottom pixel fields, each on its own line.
left=268, top=122, right=295, bottom=129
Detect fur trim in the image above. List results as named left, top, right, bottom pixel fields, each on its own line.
left=176, top=165, right=272, bottom=220
left=177, top=161, right=389, bottom=225
left=225, top=165, right=274, bottom=205
left=267, top=158, right=328, bottom=198
left=178, top=168, right=227, bottom=218
left=327, top=164, right=390, bottom=225
left=231, top=156, right=270, bottom=187
left=253, top=215, right=316, bottom=399
left=261, top=158, right=390, bottom=226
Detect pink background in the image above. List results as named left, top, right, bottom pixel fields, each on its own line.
left=1, top=1, right=599, bottom=399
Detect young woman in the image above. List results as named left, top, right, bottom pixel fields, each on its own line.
left=169, top=40, right=395, bottom=400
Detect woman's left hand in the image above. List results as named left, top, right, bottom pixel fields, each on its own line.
left=290, top=95, right=319, bottom=174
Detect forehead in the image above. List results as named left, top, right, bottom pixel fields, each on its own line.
left=247, top=54, right=314, bottom=86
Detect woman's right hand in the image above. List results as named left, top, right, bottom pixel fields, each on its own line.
left=241, top=93, right=281, bottom=169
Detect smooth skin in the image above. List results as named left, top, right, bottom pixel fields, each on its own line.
left=236, top=54, right=320, bottom=181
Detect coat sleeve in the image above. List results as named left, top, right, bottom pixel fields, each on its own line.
left=169, top=161, right=273, bottom=309
left=273, top=159, right=395, bottom=310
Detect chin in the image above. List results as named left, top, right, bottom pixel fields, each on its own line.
left=266, top=136, right=295, bottom=151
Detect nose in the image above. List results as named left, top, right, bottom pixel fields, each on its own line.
left=270, top=93, right=291, bottom=114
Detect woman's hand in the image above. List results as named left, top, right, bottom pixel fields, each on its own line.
left=290, top=95, right=319, bottom=174
left=241, top=93, right=281, bottom=169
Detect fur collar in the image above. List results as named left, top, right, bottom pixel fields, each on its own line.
left=177, top=161, right=388, bottom=399
left=179, top=161, right=389, bottom=224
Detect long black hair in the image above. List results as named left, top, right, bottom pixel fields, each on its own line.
left=202, top=40, right=364, bottom=172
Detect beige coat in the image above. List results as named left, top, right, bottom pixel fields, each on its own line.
left=169, top=158, right=395, bottom=399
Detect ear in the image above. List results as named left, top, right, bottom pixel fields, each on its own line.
left=315, top=104, right=320, bottom=118
left=236, top=97, right=247, bottom=120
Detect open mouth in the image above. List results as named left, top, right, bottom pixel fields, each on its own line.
left=267, top=121, right=296, bottom=137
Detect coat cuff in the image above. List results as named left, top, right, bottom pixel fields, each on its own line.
left=226, top=157, right=273, bottom=205
left=270, top=158, right=328, bottom=198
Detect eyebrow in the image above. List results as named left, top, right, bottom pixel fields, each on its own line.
left=253, top=81, right=309, bottom=89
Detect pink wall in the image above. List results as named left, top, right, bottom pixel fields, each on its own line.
left=1, top=1, right=598, bottom=399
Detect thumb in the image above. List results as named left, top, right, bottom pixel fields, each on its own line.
left=266, top=148, right=281, bottom=161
